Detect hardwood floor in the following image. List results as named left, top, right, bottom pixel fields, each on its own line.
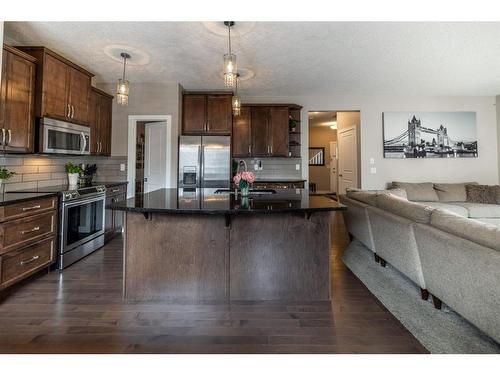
left=0, top=213, right=428, bottom=354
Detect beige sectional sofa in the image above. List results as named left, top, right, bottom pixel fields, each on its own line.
left=339, top=182, right=500, bottom=344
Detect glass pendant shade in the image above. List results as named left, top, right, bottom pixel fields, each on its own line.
left=232, top=95, right=241, bottom=116
left=116, top=79, right=130, bottom=106
left=223, top=53, right=237, bottom=87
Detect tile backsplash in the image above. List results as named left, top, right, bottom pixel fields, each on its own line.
left=0, top=155, right=127, bottom=192
left=235, top=157, right=303, bottom=180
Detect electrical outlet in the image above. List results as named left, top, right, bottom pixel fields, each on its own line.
left=370, top=167, right=377, bottom=174
left=120, top=164, right=126, bottom=172
left=295, top=164, right=300, bottom=171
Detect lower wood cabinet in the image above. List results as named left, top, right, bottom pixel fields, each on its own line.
left=0, top=196, right=58, bottom=291
left=0, top=237, right=55, bottom=289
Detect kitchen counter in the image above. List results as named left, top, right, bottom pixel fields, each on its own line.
left=0, top=191, right=59, bottom=206
left=109, top=188, right=345, bottom=304
left=107, top=188, right=345, bottom=215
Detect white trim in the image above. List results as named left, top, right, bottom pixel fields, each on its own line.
left=127, top=115, right=172, bottom=198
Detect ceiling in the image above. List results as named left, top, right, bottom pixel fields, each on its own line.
left=309, top=111, right=337, bottom=128
left=5, top=22, right=500, bottom=96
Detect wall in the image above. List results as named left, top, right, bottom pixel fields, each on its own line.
left=97, top=82, right=181, bottom=187
left=497, top=95, right=500, bottom=183
left=309, top=127, right=337, bottom=191
left=0, top=155, right=127, bottom=192
left=234, top=158, right=302, bottom=181
left=244, top=95, right=499, bottom=189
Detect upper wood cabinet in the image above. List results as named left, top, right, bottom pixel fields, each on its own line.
left=0, top=45, right=37, bottom=153
left=234, top=105, right=296, bottom=158
left=182, top=92, right=232, bottom=135
left=89, top=87, right=113, bottom=156
left=17, top=46, right=94, bottom=126
left=232, top=106, right=251, bottom=157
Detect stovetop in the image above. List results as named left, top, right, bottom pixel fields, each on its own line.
left=16, top=183, right=107, bottom=202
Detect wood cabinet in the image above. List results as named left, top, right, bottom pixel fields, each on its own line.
left=0, top=196, right=58, bottom=291
left=232, top=106, right=251, bottom=157
left=234, top=104, right=299, bottom=158
left=89, top=87, right=113, bottom=156
left=17, top=46, right=94, bottom=126
left=104, top=183, right=127, bottom=243
left=182, top=92, right=232, bottom=135
left=0, top=44, right=36, bottom=153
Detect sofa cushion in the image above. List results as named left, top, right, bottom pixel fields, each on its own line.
left=346, top=188, right=407, bottom=206
left=376, top=193, right=433, bottom=224
left=452, top=202, right=500, bottom=218
left=392, top=182, right=439, bottom=202
left=430, top=209, right=500, bottom=251
left=465, top=184, right=500, bottom=204
left=434, top=182, right=477, bottom=202
left=475, top=218, right=500, bottom=229
left=417, top=201, right=469, bottom=217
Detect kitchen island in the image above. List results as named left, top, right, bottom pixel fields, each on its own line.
left=108, top=188, right=346, bottom=303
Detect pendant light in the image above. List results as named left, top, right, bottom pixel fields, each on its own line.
left=116, top=52, right=131, bottom=106
left=232, top=74, right=241, bottom=116
left=223, top=21, right=237, bottom=87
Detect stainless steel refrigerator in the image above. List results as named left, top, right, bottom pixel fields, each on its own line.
left=178, top=136, right=231, bottom=188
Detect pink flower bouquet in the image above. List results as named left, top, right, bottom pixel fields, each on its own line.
left=233, top=171, right=255, bottom=191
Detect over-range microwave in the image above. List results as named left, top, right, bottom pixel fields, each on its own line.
left=38, top=117, right=90, bottom=155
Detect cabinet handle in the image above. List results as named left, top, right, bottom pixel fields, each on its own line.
left=7, top=129, right=11, bottom=145
left=99, top=142, right=102, bottom=153
left=67, top=104, right=70, bottom=118
left=21, top=226, right=40, bottom=235
left=20, top=255, right=39, bottom=266
left=207, top=120, right=210, bottom=131
left=248, top=145, right=251, bottom=155
left=1, top=128, right=5, bottom=145
left=270, top=145, right=273, bottom=155
left=71, top=105, right=75, bottom=119
left=111, top=189, right=120, bottom=193
left=22, top=204, right=41, bottom=211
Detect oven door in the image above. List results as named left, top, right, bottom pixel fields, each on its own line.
left=41, top=119, right=90, bottom=155
left=61, top=196, right=105, bottom=253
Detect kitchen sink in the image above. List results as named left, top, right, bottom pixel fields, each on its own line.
left=214, top=188, right=277, bottom=195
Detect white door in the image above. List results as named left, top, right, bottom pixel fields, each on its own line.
left=338, top=126, right=358, bottom=195
left=329, top=141, right=338, bottom=193
left=144, top=121, right=168, bottom=193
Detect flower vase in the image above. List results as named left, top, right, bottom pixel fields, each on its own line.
left=241, top=185, right=249, bottom=197
left=68, top=173, right=79, bottom=188
left=241, top=196, right=249, bottom=209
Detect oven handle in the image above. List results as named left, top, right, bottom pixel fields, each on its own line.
left=80, top=132, right=87, bottom=153
left=63, top=195, right=106, bottom=208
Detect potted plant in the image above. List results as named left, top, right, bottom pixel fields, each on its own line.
left=233, top=171, right=255, bottom=197
left=0, top=167, right=16, bottom=191
left=65, top=162, right=82, bottom=187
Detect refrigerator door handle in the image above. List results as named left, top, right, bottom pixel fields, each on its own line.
left=200, top=144, right=204, bottom=188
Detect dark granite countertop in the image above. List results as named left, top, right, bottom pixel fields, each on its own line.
left=0, top=191, right=59, bottom=206
left=254, top=179, right=306, bottom=183
left=107, top=188, right=346, bottom=215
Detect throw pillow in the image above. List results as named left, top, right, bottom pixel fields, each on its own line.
left=465, top=184, right=500, bottom=204
left=391, top=182, right=439, bottom=202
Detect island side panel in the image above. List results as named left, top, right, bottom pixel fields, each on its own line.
left=230, top=212, right=331, bottom=301
left=124, top=212, right=229, bottom=302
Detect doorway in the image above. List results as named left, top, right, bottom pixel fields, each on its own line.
left=308, top=111, right=360, bottom=196
left=127, top=115, right=172, bottom=197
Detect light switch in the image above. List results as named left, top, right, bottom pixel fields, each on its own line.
left=370, top=167, right=377, bottom=174
left=120, top=164, right=126, bottom=171
left=369, top=158, right=375, bottom=165
left=295, top=164, right=300, bottom=171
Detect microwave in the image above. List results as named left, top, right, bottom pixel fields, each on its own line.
left=39, top=117, right=90, bottom=155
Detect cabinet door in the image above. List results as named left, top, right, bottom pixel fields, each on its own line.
left=3, top=50, right=36, bottom=152
left=182, top=95, right=206, bottom=134
left=0, top=49, right=8, bottom=138
left=269, top=107, right=289, bottom=157
left=68, top=68, right=90, bottom=124
left=104, top=196, right=114, bottom=239
left=250, top=107, right=270, bottom=156
left=43, top=54, right=69, bottom=120
left=88, top=89, right=100, bottom=154
left=99, top=95, right=112, bottom=155
left=206, top=95, right=232, bottom=134
left=112, top=193, right=127, bottom=233
left=232, top=106, right=251, bottom=157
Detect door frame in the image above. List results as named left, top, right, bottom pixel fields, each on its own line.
left=127, top=115, right=172, bottom=198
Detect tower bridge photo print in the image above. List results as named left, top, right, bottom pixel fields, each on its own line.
left=383, top=112, right=478, bottom=159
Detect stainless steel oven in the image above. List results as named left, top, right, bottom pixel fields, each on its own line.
left=59, top=186, right=106, bottom=269
left=39, top=117, right=90, bottom=155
